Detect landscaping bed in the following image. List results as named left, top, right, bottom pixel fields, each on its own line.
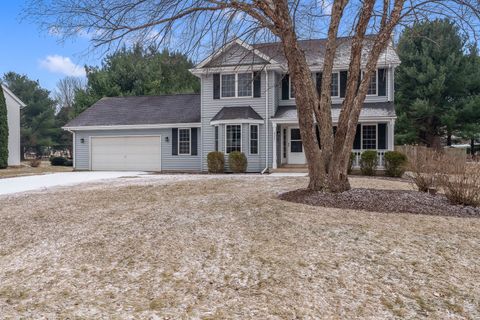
left=280, top=188, right=480, bottom=217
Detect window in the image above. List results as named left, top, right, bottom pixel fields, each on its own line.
left=289, top=76, right=295, bottom=99
left=250, top=125, right=258, bottom=154
left=221, top=73, right=253, bottom=98
left=362, top=125, right=377, bottom=149
left=363, top=70, right=377, bottom=95
left=226, top=125, right=241, bottom=153
left=221, top=74, right=236, bottom=98
left=214, top=126, right=219, bottom=151
left=238, top=73, right=253, bottom=97
left=283, top=128, right=287, bottom=158
left=331, top=72, right=339, bottom=97
left=178, top=128, right=191, bottom=155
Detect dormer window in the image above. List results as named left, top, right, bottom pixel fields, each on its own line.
left=221, top=73, right=253, bottom=98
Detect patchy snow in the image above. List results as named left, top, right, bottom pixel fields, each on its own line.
left=0, top=171, right=148, bottom=195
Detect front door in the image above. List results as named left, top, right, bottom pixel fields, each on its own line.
left=288, top=127, right=306, bottom=164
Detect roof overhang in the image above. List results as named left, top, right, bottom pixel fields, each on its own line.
left=270, top=116, right=397, bottom=124
left=210, top=119, right=264, bottom=125
left=1, top=84, right=27, bottom=108
left=63, top=122, right=202, bottom=131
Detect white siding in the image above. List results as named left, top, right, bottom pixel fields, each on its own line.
left=3, top=88, right=22, bottom=166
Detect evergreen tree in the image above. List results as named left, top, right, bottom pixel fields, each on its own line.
left=395, top=19, right=466, bottom=147
left=0, top=86, right=8, bottom=168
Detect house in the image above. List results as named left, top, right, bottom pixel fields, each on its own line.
left=1, top=84, right=26, bottom=166
left=64, top=37, right=400, bottom=172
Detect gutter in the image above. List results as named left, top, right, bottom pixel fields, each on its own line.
left=262, top=65, right=269, bottom=174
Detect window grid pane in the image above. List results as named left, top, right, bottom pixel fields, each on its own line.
left=179, top=129, right=190, bottom=154
left=362, top=125, right=377, bottom=150
left=238, top=73, right=252, bottom=97
left=367, top=72, right=377, bottom=95
left=250, top=125, right=258, bottom=154
left=221, top=74, right=235, bottom=97
left=226, top=125, right=241, bottom=153
left=331, top=73, right=339, bottom=97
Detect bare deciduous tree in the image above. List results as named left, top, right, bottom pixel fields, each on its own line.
left=25, top=0, right=480, bottom=192
left=54, top=76, right=85, bottom=113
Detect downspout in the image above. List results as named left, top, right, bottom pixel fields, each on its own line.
left=262, top=65, right=269, bottom=174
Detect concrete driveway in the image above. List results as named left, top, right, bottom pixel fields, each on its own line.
left=0, top=171, right=148, bottom=196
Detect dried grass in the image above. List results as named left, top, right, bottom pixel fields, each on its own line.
left=0, top=161, right=72, bottom=179
left=0, top=175, right=479, bottom=318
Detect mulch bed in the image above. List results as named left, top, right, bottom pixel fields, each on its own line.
left=279, top=188, right=480, bottom=218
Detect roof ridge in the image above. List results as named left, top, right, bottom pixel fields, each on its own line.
left=100, top=93, right=200, bottom=99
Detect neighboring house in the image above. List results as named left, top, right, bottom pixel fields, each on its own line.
left=1, top=84, right=26, bottom=166
left=64, top=36, right=400, bottom=172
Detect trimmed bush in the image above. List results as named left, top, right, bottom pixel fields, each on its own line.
left=360, top=150, right=378, bottom=176
left=50, top=156, right=68, bottom=166
left=348, top=152, right=356, bottom=174
left=384, top=151, right=408, bottom=177
left=65, top=160, right=73, bottom=167
left=207, top=151, right=224, bottom=173
left=0, top=87, right=8, bottom=169
left=228, top=151, right=247, bottom=173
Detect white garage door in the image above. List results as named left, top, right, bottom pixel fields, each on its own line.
left=91, top=136, right=162, bottom=171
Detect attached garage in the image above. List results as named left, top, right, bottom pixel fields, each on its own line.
left=90, top=136, right=161, bottom=171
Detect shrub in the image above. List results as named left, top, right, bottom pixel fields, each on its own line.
left=207, top=151, right=224, bottom=173
left=65, top=160, right=73, bottom=167
left=29, top=158, right=42, bottom=168
left=0, top=87, right=8, bottom=169
left=438, top=163, right=480, bottom=207
left=50, top=156, right=67, bottom=166
left=228, top=151, right=247, bottom=173
left=360, top=150, right=378, bottom=176
left=384, top=151, right=408, bottom=177
left=348, top=152, right=356, bottom=174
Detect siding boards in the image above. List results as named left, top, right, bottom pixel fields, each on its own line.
left=74, top=128, right=201, bottom=171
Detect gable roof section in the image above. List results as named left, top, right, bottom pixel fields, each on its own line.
left=64, top=94, right=200, bottom=128
left=1, top=84, right=27, bottom=108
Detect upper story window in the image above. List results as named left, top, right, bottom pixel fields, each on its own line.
left=331, top=72, right=339, bottom=97
left=289, top=76, right=295, bottom=99
left=364, top=70, right=378, bottom=96
left=221, top=73, right=253, bottom=98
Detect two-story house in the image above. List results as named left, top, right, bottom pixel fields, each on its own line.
left=64, top=37, right=400, bottom=172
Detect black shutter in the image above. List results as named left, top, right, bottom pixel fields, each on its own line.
left=353, top=124, right=361, bottom=149
left=315, top=72, right=322, bottom=98
left=191, top=128, right=198, bottom=155
left=281, top=74, right=290, bottom=100
left=340, top=71, right=348, bottom=97
left=172, top=128, right=178, bottom=155
left=213, top=73, right=220, bottom=99
left=253, top=71, right=261, bottom=98
left=315, top=125, right=321, bottom=148
left=378, top=68, right=387, bottom=96
left=378, top=123, right=387, bottom=149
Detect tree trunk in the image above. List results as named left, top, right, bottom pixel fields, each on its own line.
left=471, top=137, right=475, bottom=156
left=447, top=133, right=452, bottom=146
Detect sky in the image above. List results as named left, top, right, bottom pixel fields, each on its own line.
left=0, top=1, right=96, bottom=93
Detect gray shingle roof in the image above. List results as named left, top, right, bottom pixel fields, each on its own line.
left=252, top=36, right=400, bottom=67
left=273, top=102, right=396, bottom=120
left=211, top=106, right=263, bottom=122
left=65, top=94, right=200, bottom=127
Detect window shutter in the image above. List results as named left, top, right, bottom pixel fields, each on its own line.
left=191, top=128, right=198, bottom=155
left=253, top=71, right=261, bottom=98
left=378, top=123, right=387, bottom=149
left=315, top=125, right=321, bottom=149
left=378, top=68, right=387, bottom=96
left=353, top=125, right=361, bottom=149
left=340, top=71, right=348, bottom=98
left=281, top=74, right=290, bottom=100
left=172, top=128, right=178, bottom=155
left=316, top=72, right=322, bottom=98
left=213, top=74, right=220, bottom=99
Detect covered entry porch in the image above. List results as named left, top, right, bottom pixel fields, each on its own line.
left=270, top=103, right=397, bottom=170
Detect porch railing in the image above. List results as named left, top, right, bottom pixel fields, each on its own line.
left=352, top=150, right=388, bottom=169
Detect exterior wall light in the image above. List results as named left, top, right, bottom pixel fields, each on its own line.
left=80, top=138, right=85, bottom=144
left=165, top=136, right=169, bottom=143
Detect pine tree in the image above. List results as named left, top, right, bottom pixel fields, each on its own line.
left=0, top=86, right=9, bottom=169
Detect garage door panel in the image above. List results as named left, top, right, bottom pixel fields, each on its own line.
left=91, top=136, right=161, bottom=171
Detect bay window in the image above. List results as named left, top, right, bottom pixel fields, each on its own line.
left=250, top=125, right=258, bottom=154
left=226, top=125, right=242, bottom=153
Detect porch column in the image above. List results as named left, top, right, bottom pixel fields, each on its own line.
left=272, top=122, right=277, bottom=169
left=388, top=119, right=395, bottom=150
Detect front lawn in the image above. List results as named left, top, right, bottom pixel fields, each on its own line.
left=0, top=176, right=478, bottom=318
left=0, top=161, right=73, bottom=179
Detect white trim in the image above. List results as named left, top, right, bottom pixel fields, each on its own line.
left=249, top=124, right=259, bottom=155
left=225, top=124, right=242, bottom=154
left=72, top=131, right=76, bottom=169
left=1, top=84, right=27, bottom=108
left=210, top=119, right=263, bottom=126
left=89, top=134, right=162, bottom=171
left=272, top=123, right=277, bottom=169
left=270, top=116, right=397, bottom=124
left=178, top=128, right=191, bottom=155
left=190, top=64, right=283, bottom=75
left=220, top=72, right=253, bottom=99
left=63, top=123, right=201, bottom=131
